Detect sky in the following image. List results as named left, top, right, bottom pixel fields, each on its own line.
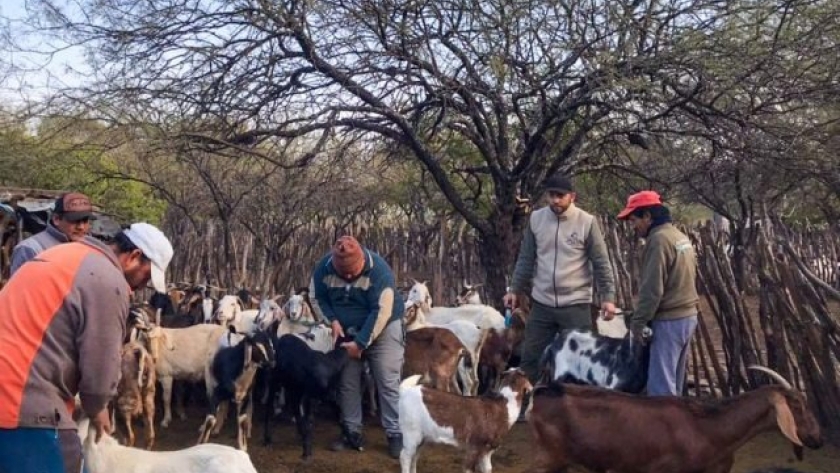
left=1, top=0, right=90, bottom=104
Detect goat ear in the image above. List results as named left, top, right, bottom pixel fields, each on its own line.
left=771, top=393, right=803, bottom=446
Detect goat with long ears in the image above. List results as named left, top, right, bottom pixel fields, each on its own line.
left=528, top=365, right=822, bottom=473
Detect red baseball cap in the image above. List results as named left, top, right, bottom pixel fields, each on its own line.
left=617, top=190, right=662, bottom=220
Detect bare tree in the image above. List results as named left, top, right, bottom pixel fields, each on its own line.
left=17, top=0, right=840, bottom=302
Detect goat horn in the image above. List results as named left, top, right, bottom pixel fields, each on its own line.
left=748, top=365, right=793, bottom=390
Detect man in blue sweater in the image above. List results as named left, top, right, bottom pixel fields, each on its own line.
left=309, top=235, right=405, bottom=459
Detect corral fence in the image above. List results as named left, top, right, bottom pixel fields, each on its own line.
left=2, top=201, right=839, bottom=438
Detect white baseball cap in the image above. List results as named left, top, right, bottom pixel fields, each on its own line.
left=123, top=222, right=174, bottom=293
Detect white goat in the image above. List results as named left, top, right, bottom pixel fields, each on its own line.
left=78, top=418, right=258, bottom=473
left=455, top=281, right=483, bottom=305
left=295, top=323, right=334, bottom=353
left=407, top=281, right=506, bottom=331
left=214, top=295, right=243, bottom=327
left=277, top=291, right=320, bottom=336
left=141, top=323, right=228, bottom=428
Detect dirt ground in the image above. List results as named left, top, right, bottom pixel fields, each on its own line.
left=143, top=294, right=840, bottom=472
left=143, top=402, right=840, bottom=473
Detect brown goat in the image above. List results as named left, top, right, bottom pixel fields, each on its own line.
left=478, top=308, right=527, bottom=393
left=528, top=366, right=822, bottom=473
left=404, top=325, right=469, bottom=393
left=400, top=369, right=533, bottom=473
left=116, top=341, right=157, bottom=449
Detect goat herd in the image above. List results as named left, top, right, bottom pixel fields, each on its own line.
left=78, top=281, right=825, bottom=473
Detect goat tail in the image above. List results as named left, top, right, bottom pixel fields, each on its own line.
left=400, top=374, right=424, bottom=391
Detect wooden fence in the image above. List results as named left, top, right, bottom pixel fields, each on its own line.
left=2, top=205, right=839, bottom=436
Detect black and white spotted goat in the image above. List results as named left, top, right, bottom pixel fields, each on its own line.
left=539, top=312, right=652, bottom=394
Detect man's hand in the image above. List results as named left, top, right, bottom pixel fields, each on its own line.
left=630, top=326, right=650, bottom=345
left=600, top=302, right=618, bottom=321
left=92, top=408, right=112, bottom=443
left=331, top=320, right=345, bottom=345
left=341, top=341, right=364, bottom=359
left=503, top=292, right=519, bottom=310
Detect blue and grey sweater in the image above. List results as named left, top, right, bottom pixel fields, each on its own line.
left=309, top=248, right=404, bottom=349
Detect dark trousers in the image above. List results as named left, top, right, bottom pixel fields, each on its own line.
left=519, top=301, right=593, bottom=383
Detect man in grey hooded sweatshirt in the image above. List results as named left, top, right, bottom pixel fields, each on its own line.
left=504, top=173, right=617, bottom=384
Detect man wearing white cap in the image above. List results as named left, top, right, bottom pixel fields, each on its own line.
left=0, top=222, right=173, bottom=473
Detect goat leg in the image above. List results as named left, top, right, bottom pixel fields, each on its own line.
left=245, top=393, right=254, bottom=439
left=175, top=381, right=188, bottom=421
left=213, top=400, right=230, bottom=435
left=197, top=414, right=217, bottom=445
left=160, top=376, right=174, bottom=428
left=236, top=403, right=248, bottom=452
left=262, top=384, right=277, bottom=446
left=476, top=450, right=494, bottom=473
left=300, top=395, right=314, bottom=461
left=123, top=412, right=135, bottom=447
left=400, top=436, right=421, bottom=473
left=464, top=446, right=482, bottom=473
left=198, top=395, right=220, bottom=444
left=364, top=364, right=377, bottom=418
left=143, top=391, right=156, bottom=450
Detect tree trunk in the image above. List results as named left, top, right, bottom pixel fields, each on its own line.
left=475, top=205, right=522, bottom=310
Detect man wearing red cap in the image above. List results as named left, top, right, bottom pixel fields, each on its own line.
left=504, top=173, right=617, bottom=385
left=309, top=235, right=405, bottom=459
left=10, top=192, right=96, bottom=275
left=617, top=190, right=699, bottom=396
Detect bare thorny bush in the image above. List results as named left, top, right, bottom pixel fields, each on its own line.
left=6, top=0, right=840, bottom=303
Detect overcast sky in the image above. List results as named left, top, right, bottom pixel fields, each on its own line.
left=2, top=0, right=90, bottom=104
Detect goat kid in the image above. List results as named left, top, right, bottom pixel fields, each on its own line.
left=404, top=325, right=471, bottom=393
left=115, top=342, right=156, bottom=449
left=199, top=328, right=275, bottom=451
left=455, top=281, right=483, bottom=305
left=478, top=308, right=527, bottom=393
left=528, top=366, right=822, bottom=473
left=399, top=369, right=532, bottom=473
left=78, top=418, right=258, bottom=473
left=263, top=333, right=350, bottom=460
left=540, top=327, right=651, bottom=394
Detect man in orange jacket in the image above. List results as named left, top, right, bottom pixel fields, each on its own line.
left=0, top=223, right=173, bottom=473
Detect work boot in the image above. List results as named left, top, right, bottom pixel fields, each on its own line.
left=387, top=434, right=403, bottom=459
left=329, top=425, right=364, bottom=452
